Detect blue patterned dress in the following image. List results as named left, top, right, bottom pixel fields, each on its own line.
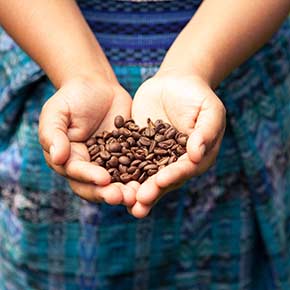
left=0, top=1, right=290, bottom=289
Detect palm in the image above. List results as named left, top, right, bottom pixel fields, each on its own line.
left=130, top=74, right=226, bottom=218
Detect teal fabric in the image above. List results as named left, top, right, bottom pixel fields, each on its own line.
left=0, top=1, right=290, bottom=289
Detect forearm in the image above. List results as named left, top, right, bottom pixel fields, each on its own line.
left=0, top=0, right=116, bottom=88
left=159, top=0, right=290, bottom=88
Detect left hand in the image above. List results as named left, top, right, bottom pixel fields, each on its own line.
left=129, top=72, right=226, bottom=218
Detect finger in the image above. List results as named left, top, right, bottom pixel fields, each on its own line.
left=65, top=159, right=111, bottom=186
left=69, top=179, right=125, bottom=205
left=135, top=176, right=161, bottom=205
left=155, top=156, right=198, bottom=189
left=38, top=94, right=71, bottom=165
left=43, top=151, right=66, bottom=176
left=187, top=96, right=226, bottom=163
left=130, top=202, right=152, bottom=219
left=123, top=181, right=139, bottom=207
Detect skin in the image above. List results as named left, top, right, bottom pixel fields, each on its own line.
left=0, top=0, right=289, bottom=218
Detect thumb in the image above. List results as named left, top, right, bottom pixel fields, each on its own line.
left=38, top=94, right=71, bottom=165
left=187, top=96, right=226, bottom=163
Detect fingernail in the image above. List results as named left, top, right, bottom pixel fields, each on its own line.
left=49, top=145, right=55, bottom=161
left=199, top=144, right=206, bottom=157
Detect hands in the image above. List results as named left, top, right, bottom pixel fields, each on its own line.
left=129, top=72, right=226, bottom=218
left=39, top=72, right=226, bottom=218
left=38, top=75, right=137, bottom=207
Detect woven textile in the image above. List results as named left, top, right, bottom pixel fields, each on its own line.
left=0, top=1, right=290, bottom=289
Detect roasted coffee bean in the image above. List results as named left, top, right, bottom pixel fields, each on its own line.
left=86, top=137, right=96, bottom=147
left=126, top=152, right=135, bottom=161
left=131, top=159, right=142, bottom=167
left=121, top=147, right=130, bottom=154
left=139, top=136, right=151, bottom=147
left=131, top=168, right=141, bottom=180
left=119, top=156, right=131, bottom=165
left=103, top=131, right=112, bottom=140
left=176, top=145, right=186, bottom=156
left=119, top=164, right=128, bottom=174
left=100, top=150, right=111, bottom=161
left=97, top=138, right=105, bottom=145
left=108, top=142, right=122, bottom=152
left=127, top=137, right=135, bottom=146
left=168, top=156, right=177, bottom=164
left=90, top=152, right=100, bottom=161
left=112, top=130, right=119, bottom=138
left=138, top=172, right=147, bottom=183
left=154, top=134, right=166, bottom=143
left=111, top=152, right=123, bottom=157
left=127, top=166, right=137, bottom=174
left=158, top=139, right=176, bottom=149
left=144, top=127, right=155, bottom=138
left=147, top=169, right=158, bottom=176
left=88, top=144, right=99, bottom=155
left=148, top=140, right=157, bottom=153
left=107, top=156, right=119, bottom=168
left=132, top=131, right=141, bottom=140
left=138, top=160, right=149, bottom=169
left=120, top=141, right=130, bottom=149
left=127, top=123, right=140, bottom=131
left=145, top=153, right=155, bottom=160
left=164, top=127, right=177, bottom=139
left=177, top=135, right=188, bottom=146
left=114, top=115, right=125, bottom=128
left=87, top=115, right=188, bottom=184
left=154, top=148, right=168, bottom=155
left=143, top=164, right=158, bottom=171
left=120, top=173, right=132, bottom=183
left=157, top=156, right=170, bottom=166
left=94, top=157, right=105, bottom=167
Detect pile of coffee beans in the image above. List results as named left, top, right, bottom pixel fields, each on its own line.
left=85, top=116, right=188, bottom=184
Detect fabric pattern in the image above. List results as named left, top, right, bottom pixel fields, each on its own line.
left=0, top=1, right=290, bottom=289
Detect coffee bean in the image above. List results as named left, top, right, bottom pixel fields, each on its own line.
left=157, top=156, right=170, bottom=166
left=138, top=172, right=147, bottom=183
left=154, top=148, right=168, bottom=155
left=100, top=150, right=111, bottom=161
left=144, top=127, right=155, bottom=138
left=132, top=131, right=141, bottom=140
left=88, top=144, right=99, bottom=155
left=145, top=153, right=155, bottom=160
left=107, top=156, right=119, bottom=168
left=154, top=134, right=166, bottom=143
left=127, top=137, right=135, bottom=146
left=131, top=168, right=141, bottom=180
left=143, top=164, right=158, bottom=171
left=97, top=138, right=105, bottom=145
left=148, top=140, right=157, bottom=153
left=112, top=130, right=119, bottom=138
left=131, top=159, right=142, bottom=167
left=127, top=166, right=137, bottom=174
left=168, top=156, right=177, bottom=164
left=119, top=164, right=128, bottom=174
left=177, top=135, right=188, bottom=146
left=138, top=161, right=149, bottom=169
left=86, top=137, right=96, bottom=147
left=120, top=173, right=132, bottom=183
left=139, top=136, right=151, bottom=147
left=147, top=169, right=158, bottom=176
left=119, top=156, right=131, bottom=165
left=87, top=115, right=188, bottom=184
left=114, top=115, right=125, bottom=128
left=158, top=139, right=176, bottom=149
left=108, top=142, right=122, bottom=152
left=164, top=127, right=177, bottom=139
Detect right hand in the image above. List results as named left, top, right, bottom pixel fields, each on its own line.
left=38, top=75, right=137, bottom=207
